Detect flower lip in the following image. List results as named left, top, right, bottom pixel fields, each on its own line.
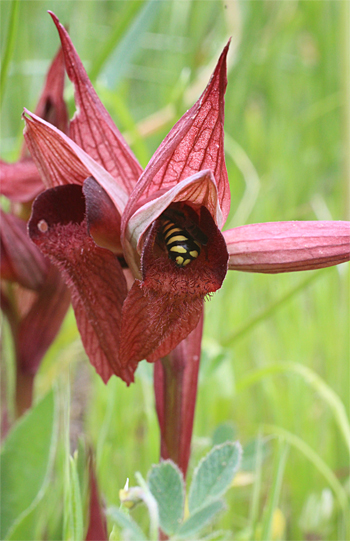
left=141, top=205, right=228, bottom=294
left=118, top=205, right=228, bottom=367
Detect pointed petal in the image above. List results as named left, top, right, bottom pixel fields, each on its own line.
left=28, top=184, right=134, bottom=384
left=33, top=47, right=68, bottom=133
left=122, top=41, right=230, bottom=233
left=123, top=170, right=223, bottom=275
left=49, top=12, right=142, bottom=194
left=16, top=265, right=71, bottom=374
left=83, top=177, right=122, bottom=254
left=20, top=46, right=68, bottom=160
left=0, top=159, right=44, bottom=202
left=23, top=110, right=128, bottom=215
left=0, top=209, right=48, bottom=290
left=224, top=221, right=350, bottom=273
left=2, top=48, right=68, bottom=202
left=154, top=312, right=203, bottom=477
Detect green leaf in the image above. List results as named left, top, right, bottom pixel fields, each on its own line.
left=107, top=506, right=148, bottom=541
left=0, top=390, right=57, bottom=540
left=188, top=442, right=242, bottom=514
left=148, top=460, right=185, bottom=536
left=176, top=500, right=225, bottom=539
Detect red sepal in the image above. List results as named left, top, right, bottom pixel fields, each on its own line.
left=49, top=12, right=142, bottom=194
left=28, top=184, right=134, bottom=383
left=31, top=46, right=68, bottom=138
left=122, top=41, right=230, bottom=237
left=1, top=47, right=68, bottom=202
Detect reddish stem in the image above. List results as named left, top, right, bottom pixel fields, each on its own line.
left=154, top=310, right=204, bottom=478
left=15, top=368, right=35, bottom=418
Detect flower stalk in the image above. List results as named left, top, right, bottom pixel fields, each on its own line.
left=154, top=313, right=203, bottom=477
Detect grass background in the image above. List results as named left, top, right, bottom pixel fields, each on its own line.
left=1, top=1, right=349, bottom=540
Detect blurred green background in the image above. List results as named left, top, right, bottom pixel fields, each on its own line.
left=1, top=1, right=349, bottom=540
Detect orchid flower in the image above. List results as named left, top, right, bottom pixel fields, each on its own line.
left=0, top=47, right=71, bottom=421
left=23, top=13, right=350, bottom=474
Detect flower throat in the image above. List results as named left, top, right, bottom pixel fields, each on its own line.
left=160, top=207, right=208, bottom=268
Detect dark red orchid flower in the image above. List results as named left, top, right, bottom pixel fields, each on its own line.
left=0, top=47, right=71, bottom=421
left=23, top=13, right=350, bottom=392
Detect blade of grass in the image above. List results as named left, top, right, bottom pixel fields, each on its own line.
left=222, top=270, right=327, bottom=347
left=88, top=1, right=145, bottom=82
left=101, top=0, right=162, bottom=89
left=0, top=0, right=19, bottom=110
left=261, top=439, right=289, bottom=541
left=96, top=83, right=150, bottom=167
left=263, top=425, right=349, bottom=519
left=248, top=430, right=264, bottom=537
left=341, top=0, right=350, bottom=219
left=224, top=132, right=261, bottom=228
left=236, top=362, right=350, bottom=453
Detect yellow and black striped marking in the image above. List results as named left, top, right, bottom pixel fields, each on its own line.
left=162, top=218, right=201, bottom=268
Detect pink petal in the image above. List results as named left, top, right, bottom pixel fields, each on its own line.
left=49, top=12, right=142, bottom=195
left=122, top=41, right=230, bottom=234
left=224, top=221, right=350, bottom=273
left=0, top=209, right=48, bottom=290
left=123, top=170, right=222, bottom=277
left=17, top=265, right=71, bottom=374
left=23, top=110, right=128, bottom=215
left=28, top=184, right=134, bottom=384
left=0, top=159, right=44, bottom=202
